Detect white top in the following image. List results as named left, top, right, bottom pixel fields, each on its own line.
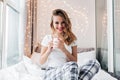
left=41, top=35, right=77, bottom=67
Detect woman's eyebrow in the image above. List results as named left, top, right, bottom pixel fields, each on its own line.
left=62, top=21, right=65, bottom=23
left=55, top=21, right=59, bottom=24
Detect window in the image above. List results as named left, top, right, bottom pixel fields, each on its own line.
left=9, top=0, right=20, bottom=8
left=96, top=0, right=120, bottom=76
left=0, top=0, right=25, bottom=68
left=113, top=0, right=120, bottom=76
left=6, top=5, right=20, bottom=66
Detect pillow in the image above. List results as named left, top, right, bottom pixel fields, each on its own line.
left=77, top=51, right=96, bottom=67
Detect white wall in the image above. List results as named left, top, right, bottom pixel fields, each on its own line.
left=37, top=0, right=95, bottom=48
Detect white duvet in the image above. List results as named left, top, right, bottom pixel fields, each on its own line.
left=0, top=56, right=117, bottom=80
left=0, top=56, right=44, bottom=80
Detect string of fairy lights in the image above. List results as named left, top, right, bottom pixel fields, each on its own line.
left=102, top=11, right=107, bottom=37
left=25, top=0, right=120, bottom=55
left=37, top=0, right=89, bottom=45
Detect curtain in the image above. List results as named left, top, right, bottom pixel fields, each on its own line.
left=24, top=0, right=37, bottom=58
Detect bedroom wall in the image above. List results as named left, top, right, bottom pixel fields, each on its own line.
left=37, top=0, right=95, bottom=48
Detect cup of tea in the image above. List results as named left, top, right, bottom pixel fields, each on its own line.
left=53, top=38, right=59, bottom=49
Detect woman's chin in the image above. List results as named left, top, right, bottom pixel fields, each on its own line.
left=56, top=30, right=63, bottom=34
left=58, top=31, right=63, bottom=34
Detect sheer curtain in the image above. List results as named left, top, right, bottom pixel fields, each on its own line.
left=24, top=0, right=37, bottom=58
left=96, top=0, right=108, bottom=71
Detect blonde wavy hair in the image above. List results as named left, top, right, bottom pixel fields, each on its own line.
left=50, top=9, right=77, bottom=45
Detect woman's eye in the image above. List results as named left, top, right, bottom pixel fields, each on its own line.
left=55, top=22, right=59, bottom=24
left=62, top=21, right=65, bottom=24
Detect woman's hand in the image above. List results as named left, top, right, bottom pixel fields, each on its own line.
left=47, top=41, right=53, bottom=52
left=53, top=38, right=65, bottom=50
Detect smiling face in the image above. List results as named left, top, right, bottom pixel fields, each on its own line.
left=52, top=15, right=65, bottom=34
left=50, top=9, right=77, bottom=45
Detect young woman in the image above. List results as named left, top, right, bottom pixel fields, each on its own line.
left=40, top=9, right=100, bottom=80
left=40, top=9, right=77, bottom=67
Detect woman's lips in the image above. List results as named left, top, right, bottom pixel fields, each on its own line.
left=57, top=27, right=64, bottom=31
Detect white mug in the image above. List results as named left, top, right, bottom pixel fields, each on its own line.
left=53, top=38, right=59, bottom=49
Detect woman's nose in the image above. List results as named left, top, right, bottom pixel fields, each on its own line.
left=58, top=23, right=62, bottom=27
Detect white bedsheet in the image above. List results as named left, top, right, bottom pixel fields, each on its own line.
left=92, top=69, right=117, bottom=80
left=0, top=56, right=44, bottom=80
left=0, top=56, right=117, bottom=80
left=0, top=62, right=43, bottom=80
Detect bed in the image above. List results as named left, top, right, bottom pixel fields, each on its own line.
left=0, top=48, right=118, bottom=80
